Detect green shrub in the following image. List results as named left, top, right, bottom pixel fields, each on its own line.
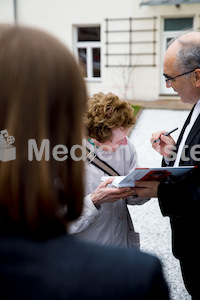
left=131, top=105, right=141, bottom=116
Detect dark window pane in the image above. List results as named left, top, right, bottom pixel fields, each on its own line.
left=78, top=48, right=87, bottom=77
left=92, top=48, right=101, bottom=77
left=164, top=18, right=193, bottom=31
left=166, top=37, right=173, bottom=49
left=78, top=27, right=100, bottom=42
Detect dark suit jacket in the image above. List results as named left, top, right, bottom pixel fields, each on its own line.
left=158, top=105, right=200, bottom=259
left=0, top=235, right=169, bottom=300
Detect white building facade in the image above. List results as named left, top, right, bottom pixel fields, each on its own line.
left=0, top=0, right=200, bottom=100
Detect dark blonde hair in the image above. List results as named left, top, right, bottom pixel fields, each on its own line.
left=0, top=25, right=86, bottom=238
left=84, top=92, right=135, bottom=142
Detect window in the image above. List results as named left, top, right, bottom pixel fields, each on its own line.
left=76, top=26, right=101, bottom=80
left=164, top=18, right=193, bottom=31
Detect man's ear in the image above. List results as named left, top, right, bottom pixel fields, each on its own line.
left=194, top=69, right=200, bottom=87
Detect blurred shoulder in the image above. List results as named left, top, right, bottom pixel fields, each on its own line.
left=69, top=235, right=162, bottom=272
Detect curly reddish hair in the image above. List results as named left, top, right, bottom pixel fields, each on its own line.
left=84, top=92, right=135, bottom=142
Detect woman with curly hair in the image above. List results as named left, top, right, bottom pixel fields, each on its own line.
left=69, top=92, right=149, bottom=248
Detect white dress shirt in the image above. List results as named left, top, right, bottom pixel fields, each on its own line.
left=174, top=99, right=200, bottom=167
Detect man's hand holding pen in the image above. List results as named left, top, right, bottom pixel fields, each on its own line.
left=150, top=130, right=176, bottom=158
left=132, top=127, right=179, bottom=199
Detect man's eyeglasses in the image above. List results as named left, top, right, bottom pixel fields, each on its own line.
left=163, top=68, right=198, bottom=87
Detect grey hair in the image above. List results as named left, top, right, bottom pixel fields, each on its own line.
left=175, top=41, right=200, bottom=77
left=168, top=30, right=200, bottom=76
left=166, top=30, right=200, bottom=77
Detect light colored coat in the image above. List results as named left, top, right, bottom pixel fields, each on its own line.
left=68, top=138, right=149, bottom=248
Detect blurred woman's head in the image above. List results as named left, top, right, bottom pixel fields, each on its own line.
left=0, top=25, right=86, bottom=238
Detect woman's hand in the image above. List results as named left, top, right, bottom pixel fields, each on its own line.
left=150, top=131, right=176, bottom=158
left=91, top=177, right=136, bottom=207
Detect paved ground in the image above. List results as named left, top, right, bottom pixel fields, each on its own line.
left=128, top=108, right=192, bottom=300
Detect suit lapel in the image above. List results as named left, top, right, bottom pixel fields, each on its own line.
left=176, top=105, right=195, bottom=149
left=185, top=112, right=200, bottom=146
left=168, top=105, right=195, bottom=167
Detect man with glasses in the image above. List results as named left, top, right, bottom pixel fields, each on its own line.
left=164, top=68, right=197, bottom=88
left=133, top=31, right=200, bottom=300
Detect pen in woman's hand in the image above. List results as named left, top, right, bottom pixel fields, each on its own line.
left=153, top=127, right=178, bottom=143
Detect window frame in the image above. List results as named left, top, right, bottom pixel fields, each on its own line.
left=74, top=26, right=101, bottom=82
